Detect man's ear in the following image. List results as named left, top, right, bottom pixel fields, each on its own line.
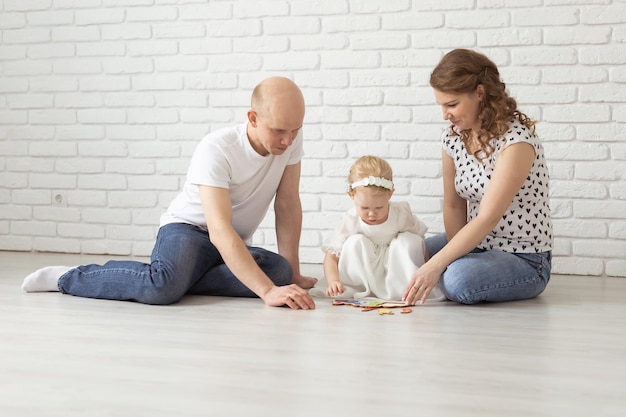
left=247, top=109, right=258, bottom=127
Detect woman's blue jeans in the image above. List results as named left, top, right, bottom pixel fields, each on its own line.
left=425, top=233, right=551, bottom=304
left=58, top=223, right=293, bottom=305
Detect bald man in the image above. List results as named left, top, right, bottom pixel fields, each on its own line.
left=23, top=77, right=316, bottom=310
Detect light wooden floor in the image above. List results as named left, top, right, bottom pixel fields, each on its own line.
left=1, top=251, right=625, bottom=417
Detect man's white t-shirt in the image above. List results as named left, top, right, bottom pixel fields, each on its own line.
left=160, top=123, right=304, bottom=244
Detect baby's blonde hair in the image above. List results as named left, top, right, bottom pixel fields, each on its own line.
left=347, top=155, right=393, bottom=196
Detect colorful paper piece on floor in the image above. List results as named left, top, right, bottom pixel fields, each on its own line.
left=400, top=307, right=413, bottom=314
left=332, top=299, right=408, bottom=309
left=378, top=308, right=394, bottom=315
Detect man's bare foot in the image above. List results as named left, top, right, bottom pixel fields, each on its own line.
left=292, top=275, right=318, bottom=289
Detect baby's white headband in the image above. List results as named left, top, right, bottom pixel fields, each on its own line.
left=349, top=176, right=394, bottom=191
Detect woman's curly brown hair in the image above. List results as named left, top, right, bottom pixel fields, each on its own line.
left=429, top=49, right=536, bottom=160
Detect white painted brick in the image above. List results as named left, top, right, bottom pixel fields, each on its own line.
left=0, top=126, right=54, bottom=141
left=180, top=3, right=232, bottom=20
left=80, top=240, right=131, bottom=256
left=3, top=28, right=50, bottom=44
left=511, top=85, right=577, bottom=104
left=52, top=26, right=100, bottom=42
left=28, top=43, right=75, bottom=59
left=575, top=200, right=626, bottom=219
left=33, top=206, right=81, bottom=222
left=56, top=125, right=105, bottom=140
left=543, top=104, right=611, bottom=123
left=53, top=59, right=102, bottom=75
left=0, top=236, right=32, bottom=251
left=67, top=191, right=107, bottom=207
left=131, top=209, right=162, bottom=225
left=545, top=142, right=609, bottom=161
left=0, top=110, right=27, bottom=124
left=233, top=1, right=287, bottom=18
left=12, top=189, right=52, bottom=205
left=30, top=77, right=78, bottom=92
left=126, top=6, right=178, bottom=22
left=553, top=219, right=607, bottom=238
left=415, top=0, right=474, bottom=10
left=613, top=106, right=626, bottom=123
left=552, top=257, right=604, bottom=276
left=234, top=37, right=289, bottom=54
left=293, top=34, right=348, bottom=52
left=0, top=45, right=27, bottom=60
left=55, top=159, right=104, bottom=174
left=77, top=109, right=126, bottom=124
left=103, top=58, right=154, bottom=74
left=127, top=109, right=178, bottom=124
left=105, top=93, right=154, bottom=108
left=156, top=56, right=208, bottom=72
left=82, top=208, right=131, bottom=224
left=106, top=225, right=155, bottom=240
left=29, top=173, right=77, bottom=190
left=7, top=157, right=54, bottom=172
left=27, top=10, right=74, bottom=26
left=581, top=5, right=626, bottom=25
left=0, top=204, right=32, bottom=220
left=55, top=93, right=103, bottom=108
left=610, top=182, right=626, bottom=200
left=7, top=94, right=53, bottom=109
left=545, top=27, right=611, bottom=46
left=613, top=143, right=626, bottom=160
left=580, top=45, right=626, bottom=65
left=550, top=180, right=607, bottom=199
left=105, top=159, right=155, bottom=174
left=128, top=176, right=179, bottom=191
left=412, top=31, right=476, bottom=48
left=574, top=239, right=626, bottom=259
left=0, top=13, right=27, bottom=29
left=75, top=9, right=125, bottom=25
left=609, top=221, right=626, bottom=239
left=266, top=17, right=321, bottom=36
left=543, top=66, right=608, bottom=84
left=606, top=261, right=626, bottom=278
left=80, top=77, right=131, bottom=92
left=4, top=61, right=51, bottom=76
left=575, top=161, right=624, bottom=181
left=58, top=223, right=105, bottom=239
left=106, top=125, right=155, bottom=141
left=102, top=24, right=152, bottom=40
left=108, top=191, right=158, bottom=208
left=181, top=38, right=231, bottom=55
left=382, top=13, right=443, bottom=30
left=322, top=15, right=380, bottom=33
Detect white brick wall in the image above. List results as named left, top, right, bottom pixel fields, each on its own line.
left=1, top=0, right=625, bottom=277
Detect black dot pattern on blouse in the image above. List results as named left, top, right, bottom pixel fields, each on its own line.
left=442, top=121, right=553, bottom=253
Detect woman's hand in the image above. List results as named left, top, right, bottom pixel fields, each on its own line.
left=403, top=262, right=445, bottom=305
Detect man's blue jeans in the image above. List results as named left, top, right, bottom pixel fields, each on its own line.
left=425, top=233, right=551, bottom=304
left=58, top=223, right=293, bottom=305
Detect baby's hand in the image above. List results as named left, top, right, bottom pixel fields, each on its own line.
left=325, top=281, right=344, bottom=297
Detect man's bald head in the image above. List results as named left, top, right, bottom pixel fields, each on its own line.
left=250, top=77, right=305, bottom=120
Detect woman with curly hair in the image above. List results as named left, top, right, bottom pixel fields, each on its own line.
left=403, top=49, right=553, bottom=305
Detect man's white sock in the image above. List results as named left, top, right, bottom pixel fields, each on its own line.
left=22, top=266, right=74, bottom=292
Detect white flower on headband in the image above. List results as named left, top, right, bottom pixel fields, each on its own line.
left=349, top=176, right=394, bottom=191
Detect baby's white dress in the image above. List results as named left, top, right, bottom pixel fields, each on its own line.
left=321, top=201, right=445, bottom=302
